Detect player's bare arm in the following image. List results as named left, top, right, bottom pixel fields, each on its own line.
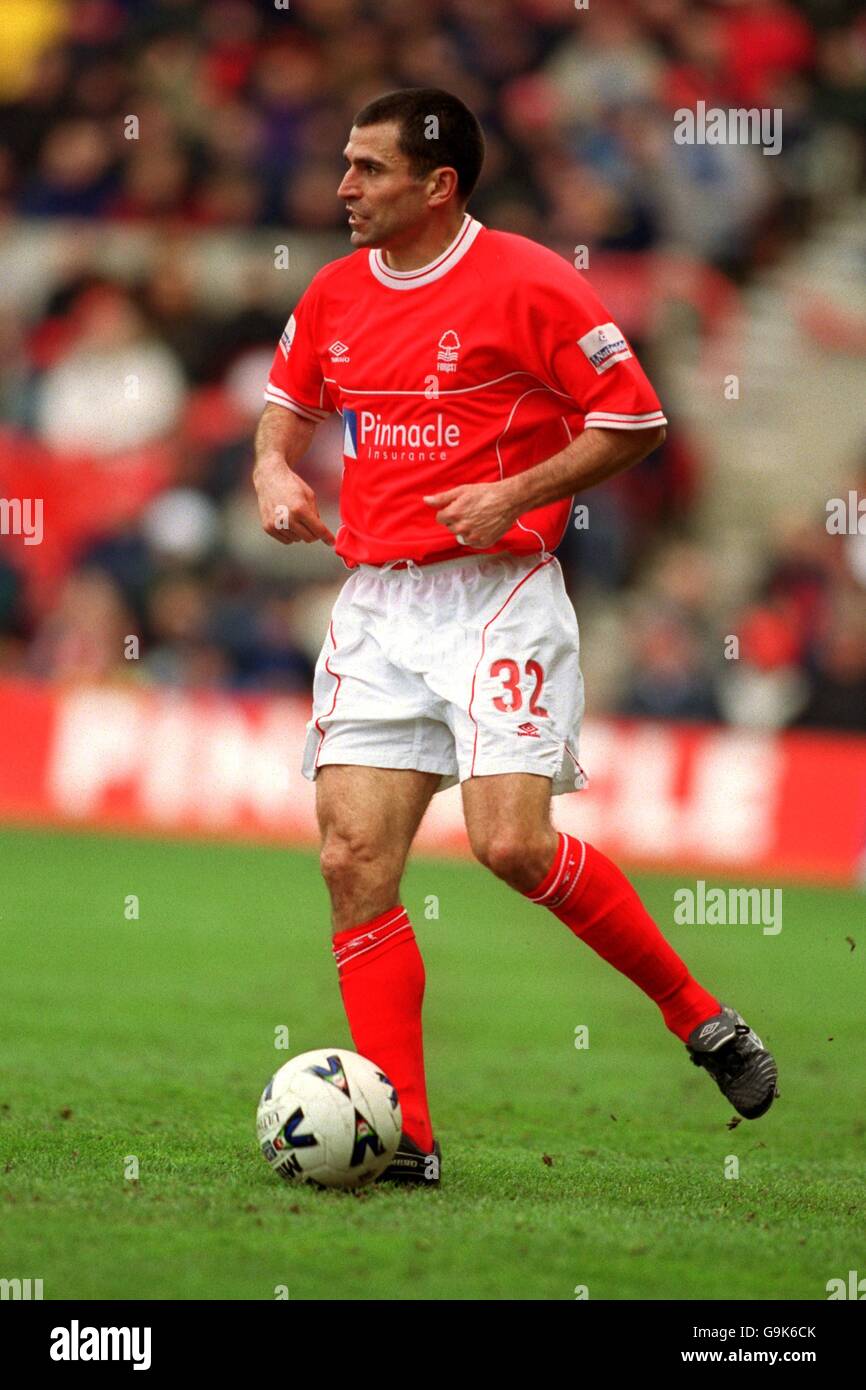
left=253, top=403, right=335, bottom=546
left=424, top=423, right=666, bottom=550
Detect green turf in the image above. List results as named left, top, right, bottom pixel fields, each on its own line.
left=1, top=825, right=864, bottom=1300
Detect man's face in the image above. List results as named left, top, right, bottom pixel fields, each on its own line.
left=338, top=123, right=438, bottom=249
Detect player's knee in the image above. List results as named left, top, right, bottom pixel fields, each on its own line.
left=319, top=831, right=394, bottom=898
left=473, top=832, right=547, bottom=890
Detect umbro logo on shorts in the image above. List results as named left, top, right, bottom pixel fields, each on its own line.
left=517, top=721, right=540, bottom=738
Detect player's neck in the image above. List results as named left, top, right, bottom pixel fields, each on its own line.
left=380, top=210, right=468, bottom=272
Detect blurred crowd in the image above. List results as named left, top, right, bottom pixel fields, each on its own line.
left=0, top=0, right=865, bottom=731
left=3, top=0, right=866, bottom=262
left=2, top=0, right=865, bottom=263
left=573, top=464, right=866, bottom=733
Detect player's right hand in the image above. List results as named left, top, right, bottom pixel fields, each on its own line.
left=253, top=459, right=336, bottom=547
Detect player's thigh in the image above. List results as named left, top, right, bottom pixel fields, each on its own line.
left=316, top=763, right=440, bottom=877
left=461, top=771, right=554, bottom=864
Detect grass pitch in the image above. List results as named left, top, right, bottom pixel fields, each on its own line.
left=1, top=825, right=864, bottom=1301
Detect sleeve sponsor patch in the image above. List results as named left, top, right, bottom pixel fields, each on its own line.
left=279, top=313, right=297, bottom=359
left=577, top=322, right=632, bottom=374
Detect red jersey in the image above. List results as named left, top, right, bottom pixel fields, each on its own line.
left=265, top=215, right=667, bottom=567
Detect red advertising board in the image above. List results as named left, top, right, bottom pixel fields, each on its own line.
left=1, top=678, right=864, bottom=884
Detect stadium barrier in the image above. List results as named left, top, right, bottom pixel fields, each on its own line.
left=1, top=677, right=864, bottom=885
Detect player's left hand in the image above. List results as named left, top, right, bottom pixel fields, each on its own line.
left=423, top=481, right=518, bottom=549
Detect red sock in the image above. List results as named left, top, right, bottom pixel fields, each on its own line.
left=332, top=905, right=433, bottom=1152
left=526, top=834, right=720, bottom=1041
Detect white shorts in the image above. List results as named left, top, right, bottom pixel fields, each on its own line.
left=301, top=551, right=588, bottom=795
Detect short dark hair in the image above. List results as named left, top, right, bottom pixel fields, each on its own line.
left=352, top=88, right=485, bottom=203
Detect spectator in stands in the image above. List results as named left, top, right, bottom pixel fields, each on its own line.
left=27, top=568, right=132, bottom=684
left=618, top=609, right=722, bottom=722
left=35, top=284, right=185, bottom=454
left=797, top=606, right=866, bottom=732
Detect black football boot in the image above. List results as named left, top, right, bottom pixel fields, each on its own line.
left=378, top=1135, right=442, bottom=1185
left=686, top=1004, right=779, bottom=1119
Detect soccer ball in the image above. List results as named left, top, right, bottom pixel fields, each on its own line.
left=256, top=1048, right=402, bottom=1188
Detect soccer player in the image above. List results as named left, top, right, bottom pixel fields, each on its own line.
left=253, top=89, right=778, bottom=1183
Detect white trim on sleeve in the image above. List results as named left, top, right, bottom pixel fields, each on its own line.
left=584, top=410, right=667, bottom=430
left=264, top=383, right=330, bottom=421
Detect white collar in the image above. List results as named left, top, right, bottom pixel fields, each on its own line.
left=369, top=214, right=483, bottom=290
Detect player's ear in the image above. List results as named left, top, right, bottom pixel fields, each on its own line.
left=427, top=166, right=459, bottom=209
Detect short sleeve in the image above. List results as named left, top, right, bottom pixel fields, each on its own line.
left=524, top=263, right=667, bottom=431
left=264, top=282, right=334, bottom=423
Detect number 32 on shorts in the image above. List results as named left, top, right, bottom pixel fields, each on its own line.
left=489, top=658, right=548, bottom=717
